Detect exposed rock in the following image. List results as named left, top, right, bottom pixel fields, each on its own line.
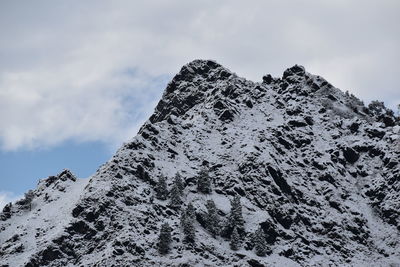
left=1, top=59, right=399, bottom=267
left=366, top=128, right=385, bottom=139
left=343, top=147, right=360, bottom=164
left=219, top=109, right=235, bottom=121
left=349, top=122, right=360, bottom=133
left=282, top=65, right=306, bottom=79
left=248, top=259, right=266, bottom=267
left=262, top=74, right=273, bottom=84
left=288, top=120, right=308, bottom=127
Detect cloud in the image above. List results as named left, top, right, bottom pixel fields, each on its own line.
left=0, top=66, right=170, bottom=150
left=0, top=0, right=399, bottom=150
left=0, top=191, right=21, bottom=210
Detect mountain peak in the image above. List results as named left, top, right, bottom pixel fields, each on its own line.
left=149, top=60, right=235, bottom=124
left=282, top=64, right=306, bottom=80
left=165, top=59, right=233, bottom=93
left=185, top=59, right=223, bottom=71
left=1, top=61, right=399, bottom=267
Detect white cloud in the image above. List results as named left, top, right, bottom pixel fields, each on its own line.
left=0, top=0, right=399, bottom=150
left=0, top=191, right=21, bottom=210
left=0, top=65, right=169, bottom=150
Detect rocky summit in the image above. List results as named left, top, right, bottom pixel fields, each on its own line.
left=1, top=60, right=399, bottom=267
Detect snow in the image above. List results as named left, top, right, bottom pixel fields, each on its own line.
left=1, top=59, right=399, bottom=266
left=0, top=176, right=89, bottom=266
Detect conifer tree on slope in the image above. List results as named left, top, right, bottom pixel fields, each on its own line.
left=173, top=172, right=185, bottom=195
left=24, top=190, right=35, bottom=211
left=180, top=203, right=196, bottom=243
left=205, top=199, right=220, bottom=237
left=197, top=168, right=212, bottom=194
left=155, top=175, right=168, bottom=200
left=158, top=223, right=172, bottom=254
left=230, top=227, right=240, bottom=251
left=253, top=227, right=268, bottom=256
left=169, top=182, right=182, bottom=208
left=227, top=195, right=245, bottom=236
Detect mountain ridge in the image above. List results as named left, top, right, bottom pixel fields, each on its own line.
left=1, top=60, right=399, bottom=267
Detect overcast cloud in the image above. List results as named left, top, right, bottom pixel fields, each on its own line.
left=0, top=191, right=21, bottom=209
left=0, top=0, right=399, bottom=151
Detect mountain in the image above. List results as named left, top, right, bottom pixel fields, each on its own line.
left=1, top=60, right=399, bottom=267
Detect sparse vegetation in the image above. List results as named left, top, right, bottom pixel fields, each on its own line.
left=223, top=195, right=245, bottom=237
left=169, top=182, right=183, bottom=208
left=155, top=175, right=168, bottom=200
left=21, top=190, right=35, bottom=211
left=158, top=223, right=172, bottom=254
left=173, top=172, right=185, bottom=195
left=253, top=227, right=268, bottom=256
left=197, top=168, right=212, bottom=194
left=205, top=199, right=220, bottom=237
left=180, top=203, right=196, bottom=243
left=230, top=227, right=240, bottom=251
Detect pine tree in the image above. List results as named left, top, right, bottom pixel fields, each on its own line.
left=169, top=182, right=182, bottom=208
left=197, top=168, right=212, bottom=194
left=181, top=203, right=196, bottom=243
left=186, top=202, right=196, bottom=219
left=230, top=227, right=240, bottom=251
left=24, top=190, right=35, bottom=211
left=222, top=195, right=245, bottom=238
left=205, top=199, right=220, bottom=237
left=253, top=227, right=268, bottom=256
left=155, top=175, right=168, bottom=200
left=229, top=195, right=245, bottom=233
left=158, top=223, right=172, bottom=254
left=173, top=172, right=185, bottom=195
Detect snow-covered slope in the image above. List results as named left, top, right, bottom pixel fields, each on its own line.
left=0, top=170, right=89, bottom=266
left=1, top=60, right=399, bottom=267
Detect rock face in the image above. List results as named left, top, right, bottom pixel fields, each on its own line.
left=1, top=59, right=399, bottom=267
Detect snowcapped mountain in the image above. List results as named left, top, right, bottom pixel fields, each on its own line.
left=1, top=60, right=399, bottom=267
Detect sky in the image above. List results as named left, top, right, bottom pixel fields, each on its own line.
left=0, top=0, right=399, bottom=208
